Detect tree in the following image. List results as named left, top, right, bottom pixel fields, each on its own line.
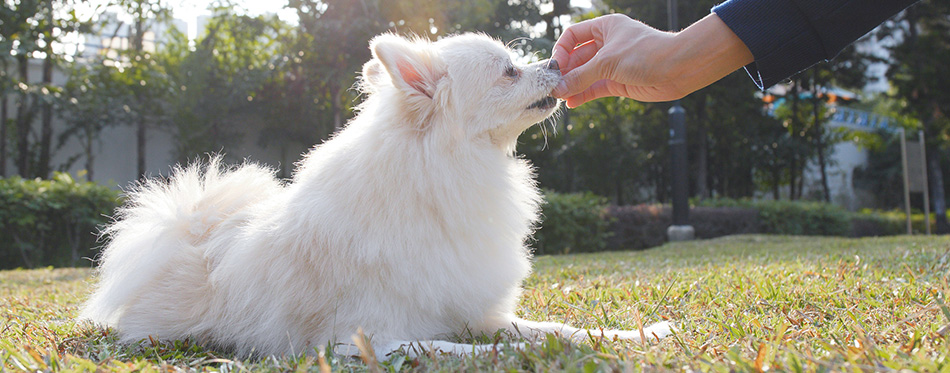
left=287, top=0, right=385, bottom=132
left=58, top=58, right=136, bottom=181
left=105, top=0, right=171, bottom=178
left=883, top=0, right=950, bottom=232
left=525, top=0, right=772, bottom=203
left=159, top=10, right=285, bottom=164
left=1, top=0, right=89, bottom=179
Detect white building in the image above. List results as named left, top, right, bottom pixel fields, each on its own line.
left=799, top=106, right=894, bottom=210
left=80, top=12, right=189, bottom=60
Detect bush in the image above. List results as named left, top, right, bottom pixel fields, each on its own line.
left=0, top=173, right=120, bottom=269
left=849, top=213, right=905, bottom=237
left=606, top=205, right=760, bottom=250
left=698, top=198, right=851, bottom=236
left=604, top=205, right=668, bottom=251
left=539, top=197, right=923, bottom=254
left=691, top=207, right=762, bottom=238
left=532, top=191, right=612, bottom=255
left=756, top=200, right=851, bottom=236
left=850, top=209, right=936, bottom=236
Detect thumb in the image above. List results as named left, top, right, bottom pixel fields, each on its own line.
left=552, top=58, right=604, bottom=99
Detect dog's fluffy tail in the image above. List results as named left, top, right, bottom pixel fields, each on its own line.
left=80, top=156, right=281, bottom=326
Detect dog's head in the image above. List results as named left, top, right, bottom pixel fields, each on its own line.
left=361, top=33, right=561, bottom=150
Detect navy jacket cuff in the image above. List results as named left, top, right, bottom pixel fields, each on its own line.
left=713, top=0, right=825, bottom=89
left=712, top=0, right=918, bottom=89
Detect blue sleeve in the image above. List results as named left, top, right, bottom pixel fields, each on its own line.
left=712, top=0, right=918, bottom=89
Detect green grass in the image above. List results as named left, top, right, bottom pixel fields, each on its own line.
left=2, top=235, right=949, bottom=371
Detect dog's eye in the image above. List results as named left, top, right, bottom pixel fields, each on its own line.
left=504, top=66, right=519, bottom=78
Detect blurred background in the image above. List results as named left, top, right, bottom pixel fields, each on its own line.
left=1, top=0, right=948, bottom=268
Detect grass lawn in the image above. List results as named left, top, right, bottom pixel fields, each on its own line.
left=2, top=234, right=949, bottom=371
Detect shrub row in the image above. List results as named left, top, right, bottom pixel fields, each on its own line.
left=532, top=191, right=612, bottom=255
left=0, top=181, right=921, bottom=267
left=0, top=173, right=120, bottom=269
left=605, top=205, right=761, bottom=251
left=533, top=194, right=916, bottom=254
left=698, top=198, right=852, bottom=236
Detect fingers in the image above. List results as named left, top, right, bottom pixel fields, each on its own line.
left=551, top=17, right=603, bottom=71
left=564, top=79, right=618, bottom=108
left=565, top=80, right=684, bottom=107
left=565, top=40, right=598, bottom=73
left=553, top=59, right=607, bottom=99
left=552, top=41, right=600, bottom=98
left=552, top=39, right=600, bottom=99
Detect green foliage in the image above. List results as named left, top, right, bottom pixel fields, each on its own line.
left=533, top=190, right=612, bottom=255
left=158, top=11, right=288, bottom=165
left=882, top=0, right=950, bottom=231
left=855, top=208, right=944, bottom=235
left=757, top=200, right=852, bottom=236
left=1, top=0, right=94, bottom=179
left=521, top=97, right=668, bottom=205
left=0, top=173, right=120, bottom=269
left=699, top=198, right=852, bottom=236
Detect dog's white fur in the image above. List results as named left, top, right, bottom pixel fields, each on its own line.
left=80, top=33, right=671, bottom=358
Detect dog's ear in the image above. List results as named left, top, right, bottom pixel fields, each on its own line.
left=369, top=34, right=445, bottom=100
left=360, top=59, right=387, bottom=94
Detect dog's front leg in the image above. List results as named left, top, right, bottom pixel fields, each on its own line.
left=505, top=317, right=674, bottom=343
left=378, top=340, right=526, bottom=358
left=334, top=339, right=524, bottom=361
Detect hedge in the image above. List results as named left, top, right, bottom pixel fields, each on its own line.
left=0, top=173, right=120, bottom=269
left=531, top=190, right=612, bottom=255
left=606, top=205, right=760, bottom=250
left=535, top=194, right=916, bottom=254
left=0, top=180, right=922, bottom=267
left=698, top=198, right=852, bottom=236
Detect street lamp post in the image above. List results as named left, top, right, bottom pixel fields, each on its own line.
left=666, top=0, right=694, bottom=241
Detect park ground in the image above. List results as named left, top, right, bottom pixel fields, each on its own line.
left=1, top=234, right=949, bottom=371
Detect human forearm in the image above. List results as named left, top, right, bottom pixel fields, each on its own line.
left=550, top=13, right=753, bottom=104
left=666, top=13, right=754, bottom=97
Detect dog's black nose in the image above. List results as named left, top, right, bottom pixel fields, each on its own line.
left=545, top=59, right=559, bottom=71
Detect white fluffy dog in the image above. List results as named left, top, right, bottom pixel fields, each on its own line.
left=81, top=33, right=671, bottom=358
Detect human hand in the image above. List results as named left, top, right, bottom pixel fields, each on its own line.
left=551, top=13, right=754, bottom=107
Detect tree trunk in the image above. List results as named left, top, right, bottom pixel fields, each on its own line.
left=37, top=55, right=53, bottom=179
left=789, top=157, right=798, bottom=200
left=811, top=73, right=830, bottom=202
left=929, top=149, right=949, bottom=233
left=771, top=166, right=780, bottom=199
left=696, top=94, right=709, bottom=200
left=331, top=82, right=343, bottom=130
left=137, top=118, right=146, bottom=178
left=788, top=81, right=801, bottom=200
left=15, top=55, right=32, bottom=178
left=133, top=17, right=147, bottom=179
left=84, top=129, right=95, bottom=181
left=815, top=134, right=830, bottom=202
left=797, top=164, right=805, bottom=199
left=1, top=96, right=7, bottom=177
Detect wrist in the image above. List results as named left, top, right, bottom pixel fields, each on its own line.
left=667, top=13, right=754, bottom=97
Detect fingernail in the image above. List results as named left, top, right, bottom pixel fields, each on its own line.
left=553, top=81, right=567, bottom=98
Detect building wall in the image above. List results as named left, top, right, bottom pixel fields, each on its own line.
left=2, top=58, right=308, bottom=190
left=2, top=59, right=178, bottom=189
left=799, top=107, right=893, bottom=211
